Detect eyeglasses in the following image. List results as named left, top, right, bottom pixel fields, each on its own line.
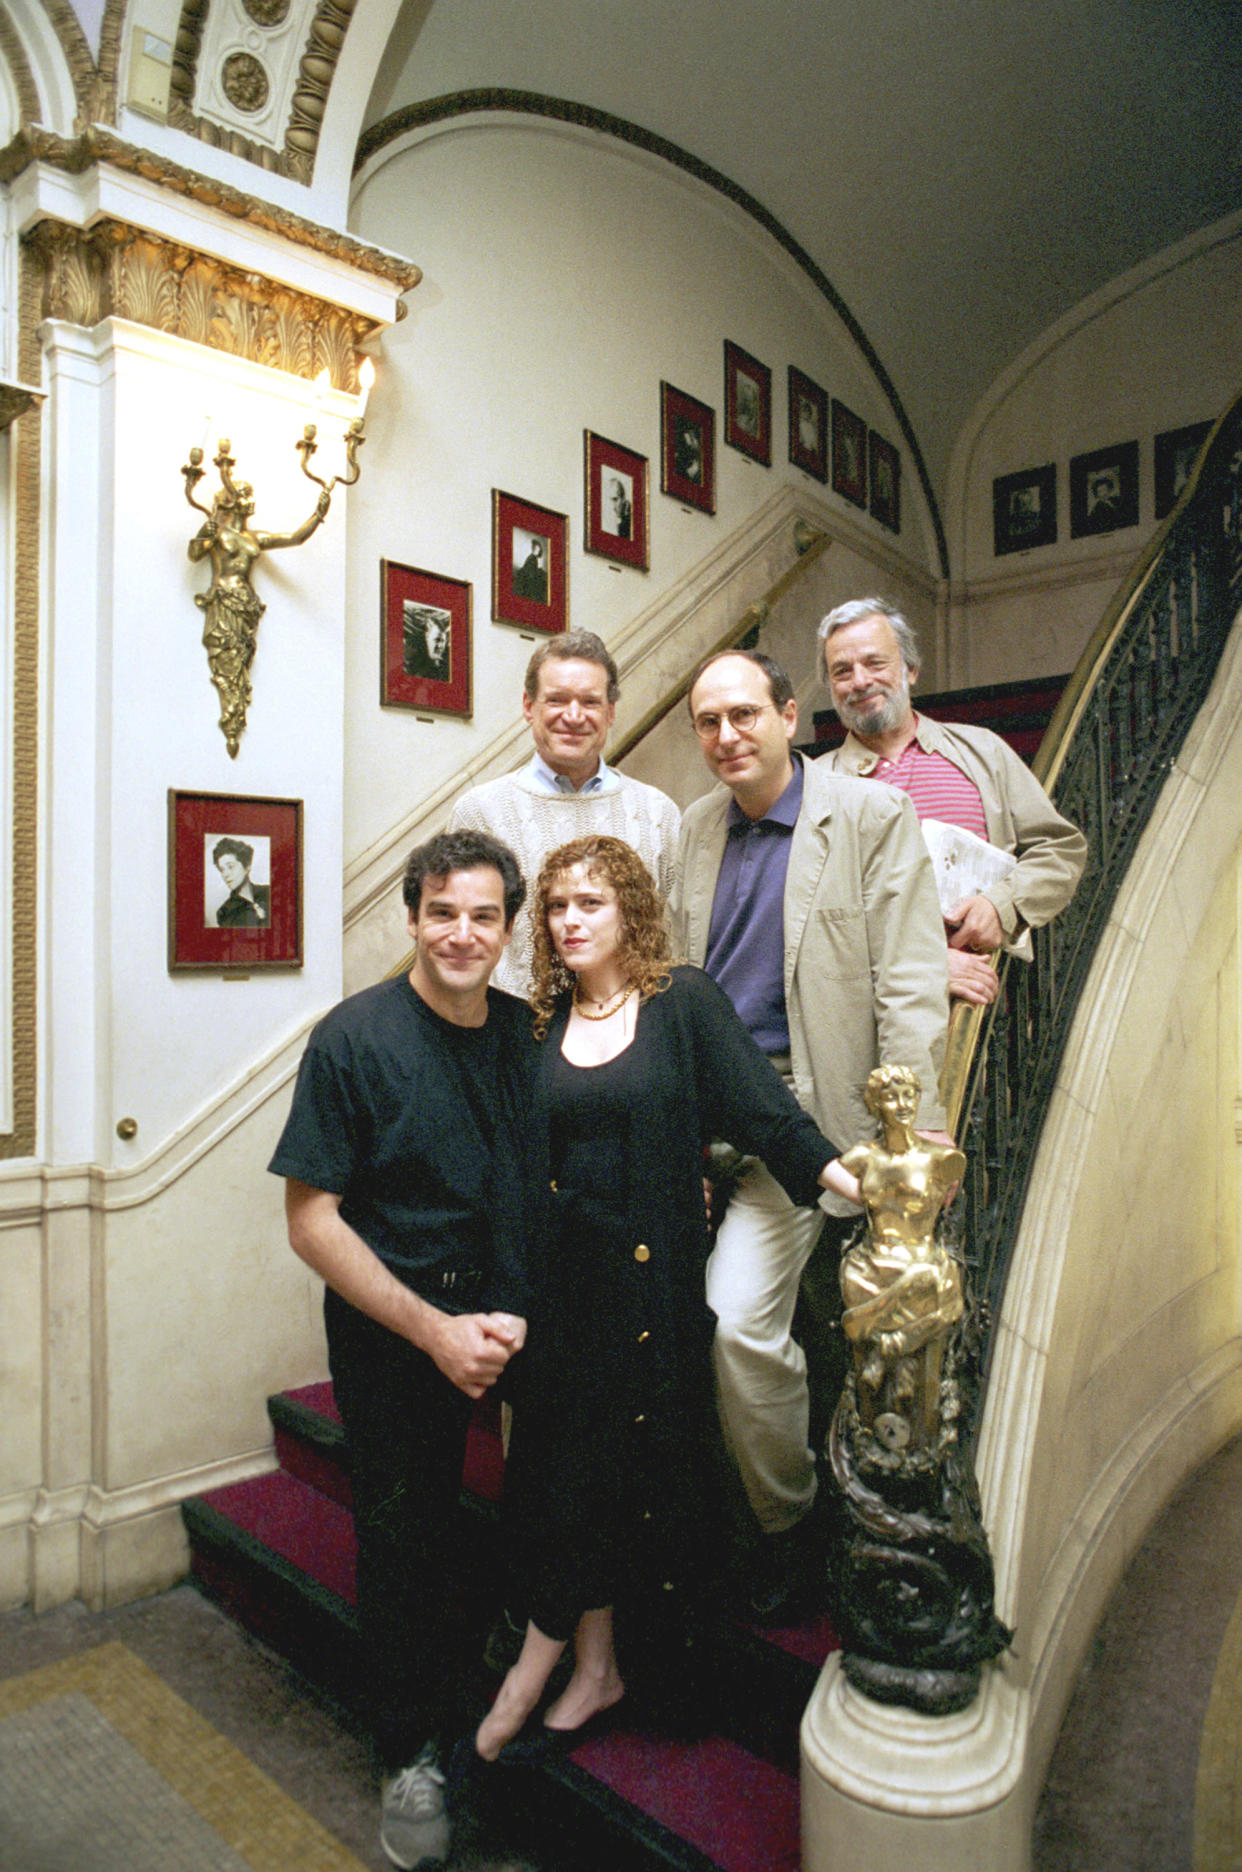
left=691, top=702, right=773, bottom=742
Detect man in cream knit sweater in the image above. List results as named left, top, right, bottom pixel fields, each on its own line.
left=448, top=631, right=680, bottom=997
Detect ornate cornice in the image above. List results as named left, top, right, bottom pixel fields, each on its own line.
left=0, top=126, right=421, bottom=297
left=357, top=88, right=949, bottom=581
left=168, top=0, right=355, bottom=185
left=24, top=215, right=378, bottom=386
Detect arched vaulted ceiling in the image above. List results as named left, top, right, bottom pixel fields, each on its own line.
left=361, top=0, right=1242, bottom=515
left=39, top=0, right=1242, bottom=539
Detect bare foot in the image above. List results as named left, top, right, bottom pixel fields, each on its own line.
left=543, top=1670, right=625, bottom=1733
left=476, top=1670, right=542, bottom=1761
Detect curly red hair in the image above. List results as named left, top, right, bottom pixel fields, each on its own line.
left=529, top=836, right=671, bottom=1039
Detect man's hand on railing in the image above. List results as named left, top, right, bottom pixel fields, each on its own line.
left=947, top=948, right=999, bottom=1005
left=945, top=894, right=1004, bottom=951
left=945, top=893, right=1004, bottom=1005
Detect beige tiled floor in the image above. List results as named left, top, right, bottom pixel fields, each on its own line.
left=1034, top=1432, right=1242, bottom=1871
left=0, top=1588, right=543, bottom=1872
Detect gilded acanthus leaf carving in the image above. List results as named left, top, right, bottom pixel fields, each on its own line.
left=21, top=217, right=382, bottom=387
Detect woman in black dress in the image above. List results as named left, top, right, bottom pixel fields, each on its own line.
left=475, top=835, right=860, bottom=1759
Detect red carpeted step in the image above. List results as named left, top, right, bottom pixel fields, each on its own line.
left=283, top=1379, right=340, bottom=1422
left=193, top=1469, right=357, bottom=1603
left=749, top=1610, right=838, bottom=1667
left=555, top=1731, right=800, bottom=1872
left=269, top=1381, right=505, bottom=1508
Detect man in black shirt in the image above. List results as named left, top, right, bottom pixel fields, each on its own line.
left=270, top=828, right=538, bottom=1871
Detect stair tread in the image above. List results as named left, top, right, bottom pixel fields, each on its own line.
left=544, top=1732, right=800, bottom=1872
left=192, top=1469, right=357, bottom=1604
left=576, top=1732, right=798, bottom=1871
left=184, top=1388, right=837, bottom=1871
left=269, top=1381, right=505, bottom=1505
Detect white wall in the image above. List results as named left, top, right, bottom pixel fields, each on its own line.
left=345, top=114, right=936, bottom=874
left=41, top=319, right=348, bottom=1167
left=944, top=212, right=1242, bottom=689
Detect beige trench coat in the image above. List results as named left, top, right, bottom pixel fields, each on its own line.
left=670, top=755, right=950, bottom=1215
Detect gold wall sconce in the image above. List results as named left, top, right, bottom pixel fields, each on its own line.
left=181, top=361, right=374, bottom=757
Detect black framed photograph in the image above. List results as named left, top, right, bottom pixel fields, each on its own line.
left=584, top=430, right=649, bottom=571
left=993, top=463, right=1057, bottom=556
left=380, top=560, right=471, bottom=717
left=169, top=790, right=303, bottom=971
left=869, top=432, right=900, bottom=532
left=788, top=367, right=828, bottom=481
left=724, top=340, right=771, bottom=466
left=831, top=399, right=867, bottom=508
left=1154, top=421, right=1212, bottom=519
left=492, top=489, right=568, bottom=634
left=660, top=382, right=715, bottom=513
left=1070, top=441, right=1139, bottom=539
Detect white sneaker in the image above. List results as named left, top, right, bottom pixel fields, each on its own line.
left=380, top=1745, right=450, bottom=1869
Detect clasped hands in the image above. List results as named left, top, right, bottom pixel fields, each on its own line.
left=430, top=1309, right=526, bottom=1399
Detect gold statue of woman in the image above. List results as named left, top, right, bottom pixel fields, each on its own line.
left=184, top=442, right=331, bottom=757
left=837, top=1064, right=966, bottom=1451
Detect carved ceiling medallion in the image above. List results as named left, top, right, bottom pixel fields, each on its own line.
left=242, top=0, right=291, bottom=22
left=221, top=51, right=270, bottom=113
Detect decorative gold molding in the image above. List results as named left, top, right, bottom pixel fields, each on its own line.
left=0, top=126, right=421, bottom=298
left=0, top=7, right=42, bottom=126
left=96, top=0, right=126, bottom=120
left=284, top=0, right=356, bottom=174
left=1, top=245, right=43, bottom=1159
left=33, top=0, right=105, bottom=129
left=168, top=0, right=356, bottom=186
left=24, top=216, right=380, bottom=386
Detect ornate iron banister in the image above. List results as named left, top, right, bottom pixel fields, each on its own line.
left=943, top=391, right=1242, bottom=1395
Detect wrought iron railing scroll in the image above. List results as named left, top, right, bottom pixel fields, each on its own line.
left=944, top=394, right=1242, bottom=1408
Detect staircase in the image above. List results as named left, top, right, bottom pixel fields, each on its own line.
left=182, top=1382, right=838, bottom=1871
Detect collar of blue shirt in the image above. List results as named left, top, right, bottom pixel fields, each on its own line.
left=724, top=755, right=804, bottom=832
left=527, top=751, right=619, bottom=795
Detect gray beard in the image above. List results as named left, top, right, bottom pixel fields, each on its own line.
left=836, top=674, right=911, bottom=738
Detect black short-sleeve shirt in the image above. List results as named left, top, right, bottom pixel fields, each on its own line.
left=269, top=977, right=540, bottom=1311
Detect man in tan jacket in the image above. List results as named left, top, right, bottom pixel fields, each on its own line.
left=670, top=649, right=950, bottom=1620
left=816, top=598, right=1086, bottom=1006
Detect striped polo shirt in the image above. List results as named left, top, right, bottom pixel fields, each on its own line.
left=874, top=720, right=990, bottom=840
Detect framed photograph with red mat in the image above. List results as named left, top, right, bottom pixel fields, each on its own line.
left=869, top=431, right=901, bottom=532
left=380, top=560, right=471, bottom=717
left=169, top=790, right=302, bottom=971
left=584, top=431, right=649, bottom=571
left=492, top=489, right=568, bottom=635
left=660, top=381, right=715, bottom=513
left=724, top=341, right=771, bottom=466
left=831, top=399, right=867, bottom=508
left=788, top=366, right=828, bottom=481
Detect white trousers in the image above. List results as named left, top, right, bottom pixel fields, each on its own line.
left=706, top=1155, right=826, bottom=1536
